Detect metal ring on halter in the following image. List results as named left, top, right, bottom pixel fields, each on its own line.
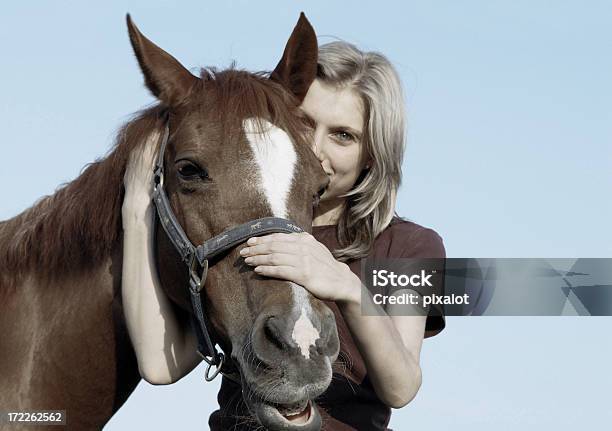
left=188, top=256, right=208, bottom=293
left=204, top=352, right=225, bottom=382
left=153, top=165, right=164, bottom=188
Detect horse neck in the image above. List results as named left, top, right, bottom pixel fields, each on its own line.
left=0, top=154, right=142, bottom=425
left=0, top=110, right=162, bottom=289
left=0, top=246, right=140, bottom=426
left=0, top=115, right=155, bottom=420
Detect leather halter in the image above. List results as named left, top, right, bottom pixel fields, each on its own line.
left=151, top=118, right=304, bottom=381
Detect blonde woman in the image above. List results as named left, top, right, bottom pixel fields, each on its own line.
left=122, top=41, right=445, bottom=431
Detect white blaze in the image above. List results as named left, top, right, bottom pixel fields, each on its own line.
left=292, top=308, right=319, bottom=360
left=243, top=118, right=296, bottom=218
left=243, top=118, right=320, bottom=358
left=289, top=282, right=320, bottom=359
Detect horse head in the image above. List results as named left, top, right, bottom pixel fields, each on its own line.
left=127, top=14, right=339, bottom=430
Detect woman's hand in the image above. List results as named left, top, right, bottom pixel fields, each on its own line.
left=122, top=131, right=159, bottom=221
left=239, top=232, right=360, bottom=304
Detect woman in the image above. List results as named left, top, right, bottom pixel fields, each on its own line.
left=122, top=41, right=445, bottom=430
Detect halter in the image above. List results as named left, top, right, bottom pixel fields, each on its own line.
left=151, top=117, right=304, bottom=381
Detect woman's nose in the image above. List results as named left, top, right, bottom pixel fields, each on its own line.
left=311, top=131, right=326, bottom=162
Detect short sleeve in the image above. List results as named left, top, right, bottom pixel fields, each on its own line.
left=389, top=224, right=446, bottom=338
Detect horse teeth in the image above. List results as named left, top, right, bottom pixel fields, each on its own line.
left=277, top=400, right=308, bottom=416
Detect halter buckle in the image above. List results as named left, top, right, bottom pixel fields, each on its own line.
left=189, top=255, right=208, bottom=293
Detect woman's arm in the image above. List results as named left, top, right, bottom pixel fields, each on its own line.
left=122, top=134, right=202, bottom=385
left=337, top=282, right=427, bottom=408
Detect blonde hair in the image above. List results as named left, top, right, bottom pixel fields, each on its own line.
left=316, top=41, right=406, bottom=261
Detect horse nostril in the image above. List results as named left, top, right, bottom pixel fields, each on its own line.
left=264, top=316, right=287, bottom=351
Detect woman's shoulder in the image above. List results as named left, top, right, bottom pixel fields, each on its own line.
left=386, top=215, right=443, bottom=239
left=379, top=215, right=446, bottom=258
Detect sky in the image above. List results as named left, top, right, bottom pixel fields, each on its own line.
left=1, top=1, right=611, bottom=429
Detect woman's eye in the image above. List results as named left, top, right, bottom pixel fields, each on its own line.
left=333, top=131, right=355, bottom=142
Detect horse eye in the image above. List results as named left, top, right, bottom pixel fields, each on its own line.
left=177, top=161, right=208, bottom=180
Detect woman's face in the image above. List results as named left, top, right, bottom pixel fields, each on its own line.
left=300, top=79, right=369, bottom=204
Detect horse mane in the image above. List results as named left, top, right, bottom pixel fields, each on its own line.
left=0, top=67, right=308, bottom=289
left=0, top=105, right=164, bottom=289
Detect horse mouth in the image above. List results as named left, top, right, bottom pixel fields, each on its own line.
left=251, top=396, right=321, bottom=430
left=271, top=399, right=311, bottom=422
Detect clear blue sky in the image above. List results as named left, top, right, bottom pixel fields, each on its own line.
left=1, top=1, right=611, bottom=429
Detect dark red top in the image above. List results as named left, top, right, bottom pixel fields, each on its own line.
left=209, top=216, right=446, bottom=430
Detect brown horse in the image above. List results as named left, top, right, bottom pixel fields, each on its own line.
left=0, top=14, right=339, bottom=431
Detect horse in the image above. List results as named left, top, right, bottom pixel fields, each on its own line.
left=0, top=13, right=340, bottom=431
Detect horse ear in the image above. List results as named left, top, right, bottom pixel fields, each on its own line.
left=126, top=14, right=199, bottom=106
left=270, top=12, right=318, bottom=103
